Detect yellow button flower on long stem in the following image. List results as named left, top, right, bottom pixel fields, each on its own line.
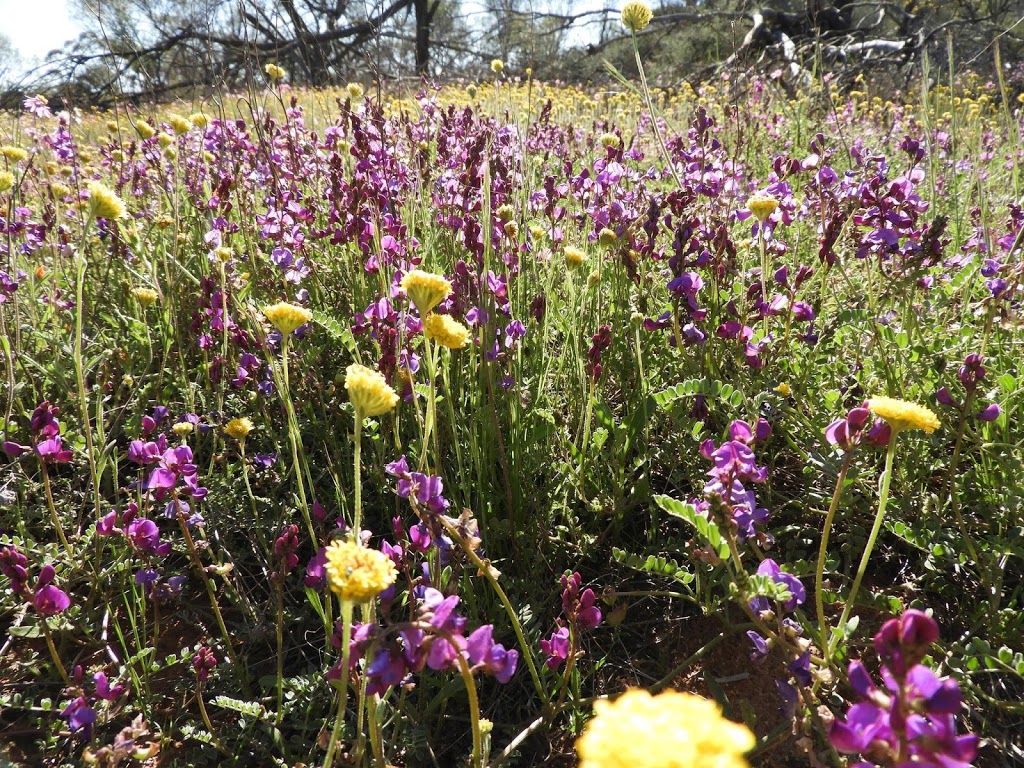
left=324, top=540, right=397, bottom=604
left=263, top=302, right=312, bottom=335
left=866, top=396, right=940, bottom=434
left=401, top=269, right=452, bottom=315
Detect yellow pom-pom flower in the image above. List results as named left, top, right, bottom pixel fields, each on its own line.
left=423, top=313, right=470, bottom=349
left=576, top=688, right=755, bottom=768
left=867, top=396, right=940, bottom=434
left=325, top=540, right=397, bottom=604
left=346, top=364, right=399, bottom=419
left=224, top=417, right=255, bottom=440
left=564, top=245, right=588, bottom=271
left=621, top=1, right=653, bottom=33
left=598, top=228, right=618, bottom=247
left=347, top=82, right=365, bottom=100
left=168, top=114, right=193, bottom=134
left=189, top=113, right=209, bottom=129
left=87, top=182, right=128, bottom=220
left=0, top=146, right=29, bottom=163
left=491, top=59, right=505, bottom=74
left=747, top=194, right=779, bottom=223
left=0, top=172, right=14, bottom=193
left=265, top=63, right=286, bottom=81
left=401, top=269, right=452, bottom=315
left=131, top=287, right=159, bottom=306
left=263, top=302, right=312, bottom=335
left=135, top=121, right=156, bottom=140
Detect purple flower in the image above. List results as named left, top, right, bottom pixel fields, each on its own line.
left=976, top=403, right=1001, bottom=421
left=33, top=565, right=70, bottom=616
left=60, top=697, right=97, bottom=736
left=540, top=627, right=570, bottom=669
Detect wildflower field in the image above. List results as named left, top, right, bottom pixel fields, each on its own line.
left=2, top=30, right=1024, bottom=768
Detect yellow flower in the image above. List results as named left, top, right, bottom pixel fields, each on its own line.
left=867, top=396, right=940, bottom=434
left=423, top=313, right=470, bottom=349
left=265, top=63, right=286, bottom=81
left=774, top=382, right=791, bottom=397
left=214, top=246, right=233, bottom=263
left=168, top=114, right=193, bottom=134
left=324, top=540, right=397, bottom=603
left=564, top=245, right=587, bottom=271
left=598, top=228, right=618, bottom=247
left=346, top=363, right=399, bottom=419
left=224, top=417, right=255, bottom=440
left=491, top=59, right=504, bottom=74
left=263, top=302, right=312, bottom=335
left=0, top=146, right=29, bottom=163
left=496, top=203, right=515, bottom=221
left=747, top=194, right=779, bottom=223
left=131, top=287, right=159, bottom=306
left=172, top=422, right=194, bottom=438
left=347, top=82, right=365, bottom=100
left=576, top=688, right=755, bottom=768
left=50, top=183, right=71, bottom=199
left=189, top=113, right=209, bottom=129
left=135, top=121, right=156, bottom=140
left=401, top=269, right=452, bottom=315
left=87, top=182, right=128, bottom=220
left=620, top=1, right=653, bottom=33
left=599, top=132, right=620, bottom=148
left=0, top=172, right=14, bottom=193
left=157, top=133, right=174, bottom=149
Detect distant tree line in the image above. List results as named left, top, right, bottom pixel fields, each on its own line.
left=1, top=0, right=1022, bottom=107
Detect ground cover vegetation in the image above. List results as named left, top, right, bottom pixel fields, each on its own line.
left=1, top=7, right=1024, bottom=766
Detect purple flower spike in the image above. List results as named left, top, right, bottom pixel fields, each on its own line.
left=976, top=403, right=1001, bottom=421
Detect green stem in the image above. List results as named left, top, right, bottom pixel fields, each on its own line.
left=40, top=464, right=73, bottom=558
left=816, top=453, right=852, bottom=660
left=323, top=600, right=354, bottom=768
left=832, top=435, right=899, bottom=660
left=353, top=417, right=362, bottom=538
left=41, top=618, right=71, bottom=686
left=275, top=580, right=285, bottom=724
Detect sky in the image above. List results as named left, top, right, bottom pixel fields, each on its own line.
left=0, top=0, right=82, bottom=69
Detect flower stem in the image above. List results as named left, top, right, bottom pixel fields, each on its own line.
left=816, top=453, right=852, bottom=661
left=323, top=600, right=353, bottom=768
left=832, top=436, right=899, bottom=659
left=41, top=618, right=71, bottom=686
left=275, top=580, right=285, bottom=724
left=40, top=464, right=72, bottom=559
left=352, top=417, right=362, bottom=538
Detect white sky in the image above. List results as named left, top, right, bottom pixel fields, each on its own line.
left=1, top=0, right=81, bottom=66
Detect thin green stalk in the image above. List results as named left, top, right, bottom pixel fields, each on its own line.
left=352, top=417, right=363, bottom=537
left=40, top=464, right=73, bottom=558
left=815, top=453, right=852, bottom=659
left=323, top=600, right=354, bottom=768
left=831, top=436, right=899, bottom=662
left=41, top=619, right=71, bottom=686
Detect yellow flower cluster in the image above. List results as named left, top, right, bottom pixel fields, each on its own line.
left=131, top=287, right=159, bottom=306
left=0, top=146, right=28, bottom=163
left=564, top=245, right=588, bottom=270
left=491, top=59, right=504, bottom=74
left=87, top=182, right=128, bottom=220
left=325, top=540, right=397, bottom=604
left=346, top=363, right=399, bottom=419
left=224, top=417, right=255, bottom=440
left=263, top=302, right=312, bottom=335
left=867, top=396, right=940, bottom=434
left=401, top=269, right=452, bottom=315
left=620, top=1, right=653, bottom=33
left=747, top=194, right=778, bottom=223
left=347, top=82, right=365, bottom=100
left=265, top=63, right=286, bottom=81
left=168, top=114, right=193, bottom=134
left=423, top=313, right=470, bottom=349
left=135, top=121, right=156, bottom=140
left=0, top=172, right=14, bottom=193
left=577, top=688, right=755, bottom=768
left=189, top=113, right=209, bottom=129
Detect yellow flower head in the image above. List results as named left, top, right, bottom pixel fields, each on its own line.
left=496, top=203, right=515, bottom=221
left=87, top=182, right=128, bottom=220
left=0, top=146, right=29, bottom=163
left=346, top=363, right=399, bottom=419
left=50, top=182, right=71, bottom=199
left=491, top=59, right=504, bottom=74
left=577, top=688, right=755, bottom=768
left=157, top=133, right=175, bottom=149
left=189, top=113, right=209, bottom=129
left=621, top=1, right=653, bottom=33
left=867, top=396, right=940, bottom=434
left=263, top=302, right=312, bottom=335
left=265, top=63, right=286, bottom=81
left=214, top=246, right=233, bottom=263
left=599, top=132, right=620, bottom=148
left=774, top=382, right=791, bottom=397
left=401, top=269, right=452, bottom=315
left=0, top=172, right=14, bottom=193
left=747, top=194, right=779, bottom=223
left=172, top=422, right=194, bottom=438
left=347, top=82, right=365, bottom=100
left=135, top=121, right=156, bottom=140
left=325, top=540, right=397, bottom=603
left=131, top=287, right=159, bottom=306
left=564, top=245, right=588, bottom=271
left=168, top=114, right=193, bottom=134
left=423, top=313, right=470, bottom=350
left=598, top=228, right=618, bottom=247
left=224, top=417, right=255, bottom=440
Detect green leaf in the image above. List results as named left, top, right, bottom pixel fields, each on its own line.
left=654, top=495, right=730, bottom=560
left=652, top=379, right=745, bottom=410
